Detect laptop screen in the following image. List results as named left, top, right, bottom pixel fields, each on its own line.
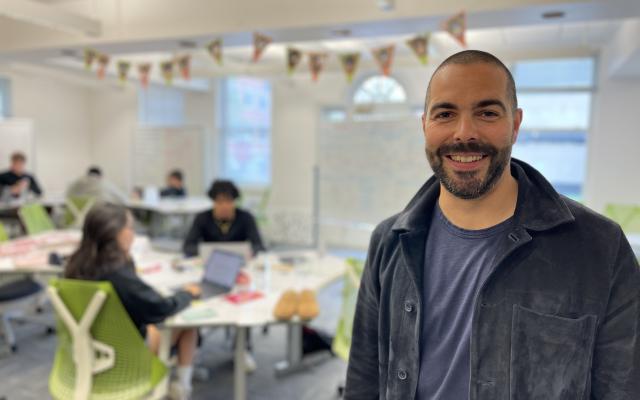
left=202, top=249, right=245, bottom=288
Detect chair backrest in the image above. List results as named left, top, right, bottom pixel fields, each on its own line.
left=332, top=258, right=365, bottom=361
left=604, top=204, right=640, bottom=234
left=0, top=222, right=8, bottom=242
left=64, top=196, right=96, bottom=228
left=18, top=203, right=55, bottom=235
left=48, top=278, right=167, bottom=400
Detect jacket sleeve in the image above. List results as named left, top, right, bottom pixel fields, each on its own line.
left=183, top=214, right=203, bottom=257
left=245, top=212, right=266, bottom=254
left=112, top=268, right=194, bottom=326
left=345, top=225, right=384, bottom=400
left=28, top=174, right=42, bottom=196
left=591, top=228, right=640, bottom=399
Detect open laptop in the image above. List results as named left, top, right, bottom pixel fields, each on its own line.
left=199, top=249, right=245, bottom=298
left=198, top=241, right=252, bottom=263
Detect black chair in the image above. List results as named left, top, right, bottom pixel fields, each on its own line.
left=0, top=276, right=47, bottom=352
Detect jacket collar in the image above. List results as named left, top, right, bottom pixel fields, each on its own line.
left=391, top=158, right=575, bottom=233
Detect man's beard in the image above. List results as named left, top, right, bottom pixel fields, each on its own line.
left=426, top=141, right=512, bottom=200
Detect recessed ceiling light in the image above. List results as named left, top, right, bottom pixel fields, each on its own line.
left=542, top=10, right=565, bottom=19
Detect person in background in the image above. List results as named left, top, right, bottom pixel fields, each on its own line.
left=66, top=166, right=128, bottom=205
left=183, top=179, right=265, bottom=257
left=0, top=152, right=42, bottom=200
left=65, top=203, right=200, bottom=400
left=160, top=170, right=187, bottom=198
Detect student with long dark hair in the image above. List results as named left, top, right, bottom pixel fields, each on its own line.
left=65, top=203, right=199, bottom=399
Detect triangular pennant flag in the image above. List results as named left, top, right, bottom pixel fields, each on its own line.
left=84, top=48, right=97, bottom=70
left=443, top=11, right=466, bottom=47
left=406, top=34, right=430, bottom=65
left=371, top=45, right=395, bottom=76
left=138, top=63, right=152, bottom=89
left=177, top=55, right=191, bottom=80
left=287, top=47, right=303, bottom=75
left=117, top=60, right=131, bottom=85
left=339, top=53, right=360, bottom=82
left=206, top=39, right=223, bottom=65
left=160, top=60, right=174, bottom=85
left=96, top=54, right=110, bottom=79
left=308, top=52, right=328, bottom=82
left=253, top=32, right=272, bottom=63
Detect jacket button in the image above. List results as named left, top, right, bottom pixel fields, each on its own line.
left=397, top=369, right=407, bottom=380
left=404, top=301, right=413, bottom=312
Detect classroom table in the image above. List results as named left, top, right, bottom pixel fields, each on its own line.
left=126, top=196, right=211, bottom=239
left=140, top=251, right=347, bottom=400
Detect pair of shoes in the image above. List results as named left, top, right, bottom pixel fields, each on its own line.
left=244, top=350, right=257, bottom=373
left=273, top=289, right=320, bottom=321
left=169, top=381, right=192, bottom=400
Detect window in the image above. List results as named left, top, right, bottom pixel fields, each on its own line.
left=0, top=77, right=11, bottom=119
left=138, top=85, right=185, bottom=126
left=219, top=77, right=272, bottom=186
left=511, top=58, right=594, bottom=200
left=353, top=75, right=407, bottom=104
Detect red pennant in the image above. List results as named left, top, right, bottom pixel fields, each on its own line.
left=371, top=45, right=395, bottom=76
left=253, top=32, right=272, bottom=63
left=308, top=52, right=328, bottom=82
left=96, top=54, right=110, bottom=79
left=177, top=55, right=191, bottom=80
left=443, top=11, right=466, bottom=47
left=138, top=63, right=152, bottom=89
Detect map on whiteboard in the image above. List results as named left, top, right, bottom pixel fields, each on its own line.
left=318, top=117, right=433, bottom=228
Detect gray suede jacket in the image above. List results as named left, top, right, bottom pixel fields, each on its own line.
left=345, top=159, right=640, bottom=400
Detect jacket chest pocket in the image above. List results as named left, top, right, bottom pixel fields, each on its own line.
left=509, top=304, right=597, bottom=400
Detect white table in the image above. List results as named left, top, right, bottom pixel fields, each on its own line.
left=126, top=196, right=211, bottom=238
left=140, top=252, right=347, bottom=400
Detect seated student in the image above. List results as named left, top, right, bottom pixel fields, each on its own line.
left=0, top=152, right=42, bottom=201
left=183, top=179, right=265, bottom=257
left=160, top=170, right=187, bottom=198
left=65, top=203, right=200, bottom=399
left=66, top=166, right=128, bottom=205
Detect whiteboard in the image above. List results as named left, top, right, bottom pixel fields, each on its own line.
left=132, top=126, right=204, bottom=195
left=317, top=117, right=433, bottom=246
left=0, top=119, right=34, bottom=170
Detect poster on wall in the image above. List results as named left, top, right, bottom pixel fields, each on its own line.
left=339, top=52, right=360, bottom=82
left=372, top=45, right=395, bottom=76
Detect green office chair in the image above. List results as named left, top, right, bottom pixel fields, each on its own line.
left=0, top=222, right=8, bottom=242
left=18, top=203, right=55, bottom=235
left=333, top=258, right=364, bottom=397
left=47, top=279, right=168, bottom=400
left=604, top=204, right=640, bottom=234
left=64, top=196, right=96, bottom=228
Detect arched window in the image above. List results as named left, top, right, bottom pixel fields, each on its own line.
left=353, top=75, right=407, bottom=104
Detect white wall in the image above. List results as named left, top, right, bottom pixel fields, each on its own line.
left=1, top=66, right=92, bottom=196
left=584, top=32, right=640, bottom=213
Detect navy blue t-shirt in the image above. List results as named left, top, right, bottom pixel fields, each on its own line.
left=416, top=203, right=513, bottom=400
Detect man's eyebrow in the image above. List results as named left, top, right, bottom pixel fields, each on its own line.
left=475, top=99, right=507, bottom=112
left=429, top=102, right=457, bottom=114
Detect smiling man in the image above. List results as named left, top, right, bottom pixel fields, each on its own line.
left=345, top=50, right=640, bottom=400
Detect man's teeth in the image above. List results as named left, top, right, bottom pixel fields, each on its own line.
left=450, top=155, right=483, bottom=163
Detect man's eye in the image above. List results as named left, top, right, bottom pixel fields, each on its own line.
left=435, top=111, right=453, bottom=119
left=480, top=110, right=499, bottom=118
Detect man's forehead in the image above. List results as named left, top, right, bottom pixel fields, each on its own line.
left=429, top=62, right=509, bottom=101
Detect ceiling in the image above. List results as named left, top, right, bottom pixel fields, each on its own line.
left=0, top=0, right=638, bottom=82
